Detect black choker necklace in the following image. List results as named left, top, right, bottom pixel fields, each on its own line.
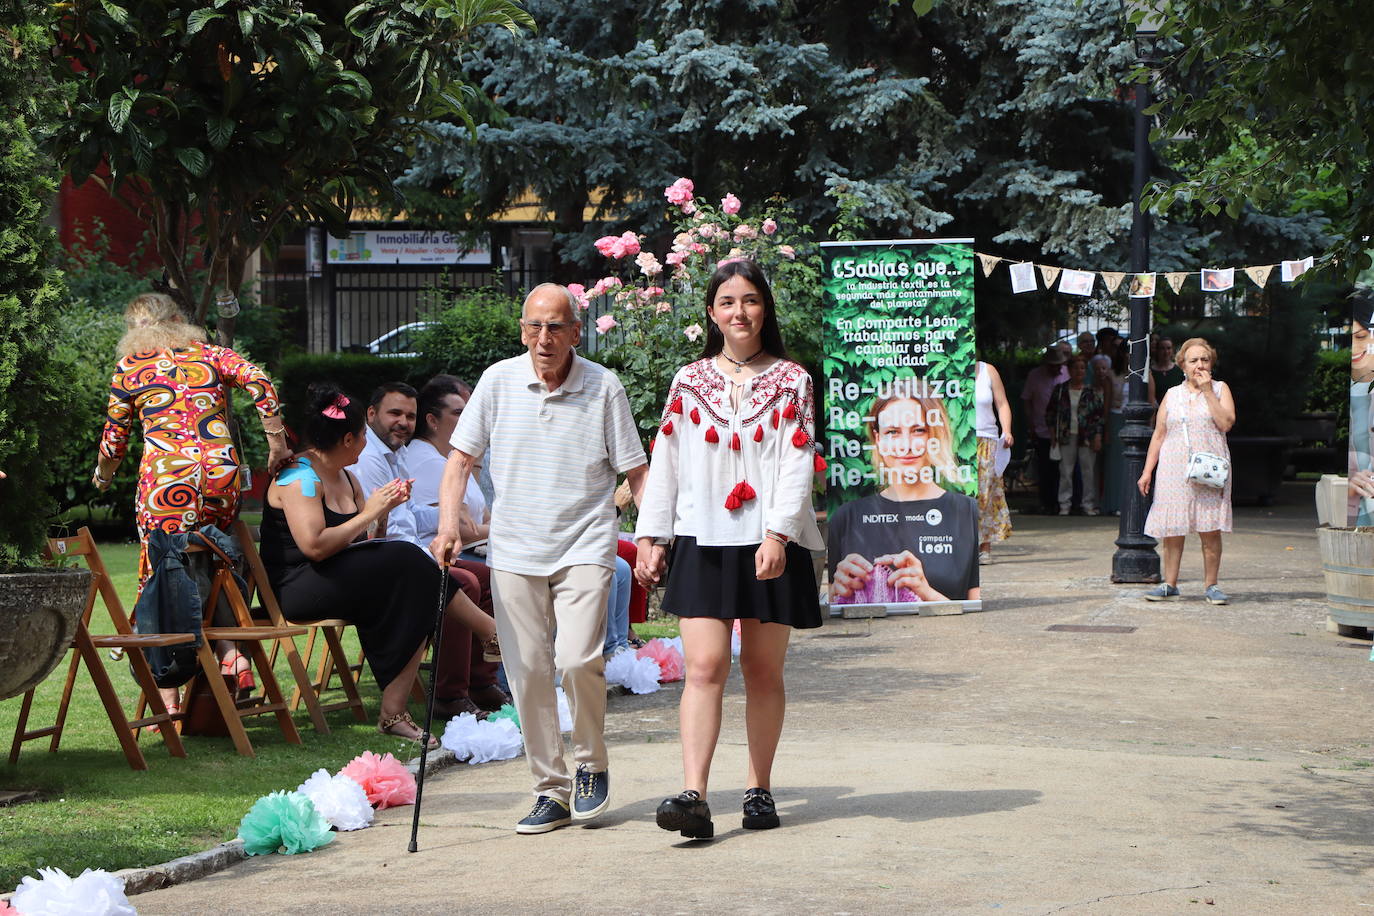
left=721, top=348, right=764, bottom=373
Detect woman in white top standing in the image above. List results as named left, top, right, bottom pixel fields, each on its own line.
left=974, top=360, right=1014, bottom=563
left=635, top=258, right=823, bottom=840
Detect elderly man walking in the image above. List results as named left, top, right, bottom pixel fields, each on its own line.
left=432, top=283, right=647, bottom=834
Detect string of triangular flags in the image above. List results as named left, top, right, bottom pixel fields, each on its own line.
left=975, top=252, right=1317, bottom=297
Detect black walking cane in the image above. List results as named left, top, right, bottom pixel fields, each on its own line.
left=408, top=556, right=450, bottom=853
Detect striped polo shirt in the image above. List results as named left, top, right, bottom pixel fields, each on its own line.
left=450, top=352, right=646, bottom=575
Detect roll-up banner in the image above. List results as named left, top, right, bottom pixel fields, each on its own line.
left=820, top=239, right=982, bottom=616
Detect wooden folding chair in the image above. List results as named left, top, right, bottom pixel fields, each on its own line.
left=231, top=521, right=364, bottom=725
left=163, top=533, right=325, bottom=757
left=8, top=528, right=190, bottom=771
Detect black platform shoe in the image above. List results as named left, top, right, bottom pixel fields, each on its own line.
left=742, top=787, right=780, bottom=829
left=656, top=789, right=714, bottom=839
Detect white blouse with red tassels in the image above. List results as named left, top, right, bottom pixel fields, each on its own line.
left=635, top=356, right=825, bottom=551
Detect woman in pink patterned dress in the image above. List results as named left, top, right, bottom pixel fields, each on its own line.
left=92, top=293, right=290, bottom=710
left=1138, top=337, right=1236, bottom=604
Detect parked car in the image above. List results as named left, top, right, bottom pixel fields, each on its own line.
left=366, top=321, right=435, bottom=358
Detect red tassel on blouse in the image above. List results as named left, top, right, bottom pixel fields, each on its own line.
left=660, top=420, right=674, bottom=436
left=690, top=407, right=701, bottom=425
left=737, top=480, right=756, bottom=501
left=753, top=424, right=764, bottom=443
left=814, top=453, right=828, bottom=472
left=730, top=432, right=741, bottom=450
left=724, top=489, right=742, bottom=510
left=771, top=409, right=780, bottom=429
left=705, top=426, right=719, bottom=444
left=791, top=427, right=808, bottom=448
left=669, top=396, right=683, bottom=414
left=782, top=402, right=797, bottom=421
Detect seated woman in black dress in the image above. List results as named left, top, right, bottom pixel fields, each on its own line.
left=259, top=383, right=499, bottom=745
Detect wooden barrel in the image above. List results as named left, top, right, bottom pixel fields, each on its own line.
left=1318, top=527, right=1374, bottom=636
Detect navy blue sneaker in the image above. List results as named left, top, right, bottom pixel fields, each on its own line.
left=572, top=765, right=610, bottom=820
left=516, top=796, right=572, bottom=834
left=656, top=789, right=713, bottom=839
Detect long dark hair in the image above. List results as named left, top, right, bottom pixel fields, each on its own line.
left=303, top=382, right=365, bottom=451
left=700, top=259, right=788, bottom=360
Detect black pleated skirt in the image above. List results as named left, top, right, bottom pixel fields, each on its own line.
left=661, top=536, right=822, bottom=629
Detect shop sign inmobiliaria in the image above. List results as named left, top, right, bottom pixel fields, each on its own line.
left=326, top=230, right=491, bottom=266
left=820, top=239, right=982, bottom=616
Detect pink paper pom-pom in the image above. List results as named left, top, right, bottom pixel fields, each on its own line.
left=339, top=750, right=417, bottom=810
left=0, top=900, right=17, bottom=915
left=636, top=638, right=685, bottom=682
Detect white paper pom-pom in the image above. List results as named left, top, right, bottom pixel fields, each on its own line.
left=605, top=651, right=662, bottom=694
left=661, top=636, right=685, bottom=656
left=11, top=867, right=136, bottom=916
left=731, top=619, right=742, bottom=657
left=297, top=768, right=374, bottom=831
left=553, top=686, right=573, bottom=732
left=441, top=712, right=523, bottom=763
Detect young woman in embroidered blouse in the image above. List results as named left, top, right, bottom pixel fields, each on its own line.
left=635, top=259, right=824, bottom=839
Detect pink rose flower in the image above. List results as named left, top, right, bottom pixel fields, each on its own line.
left=721, top=193, right=741, bottom=215
left=595, top=314, right=617, bottom=334
left=762, top=218, right=778, bottom=235
left=645, top=286, right=665, bottom=298
left=733, top=224, right=758, bottom=240
left=778, top=244, right=796, bottom=260
left=681, top=200, right=696, bottom=215
left=664, top=177, right=695, bottom=206
left=593, top=235, right=621, bottom=258
left=655, top=301, right=673, bottom=314
left=665, top=251, right=688, bottom=267
left=690, top=242, right=708, bottom=255
left=619, top=231, right=641, bottom=257
left=636, top=251, right=662, bottom=276
left=601, top=276, right=623, bottom=289
left=684, top=323, right=704, bottom=342
left=673, top=232, right=694, bottom=249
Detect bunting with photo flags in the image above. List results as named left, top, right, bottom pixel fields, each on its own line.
left=976, top=250, right=1321, bottom=296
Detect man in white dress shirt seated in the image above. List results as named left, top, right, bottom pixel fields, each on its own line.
left=349, top=381, right=505, bottom=720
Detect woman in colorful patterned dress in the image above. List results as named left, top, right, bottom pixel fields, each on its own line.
left=635, top=259, right=823, bottom=839
left=974, top=359, right=1014, bottom=563
left=92, top=292, right=290, bottom=710
left=1138, top=337, right=1236, bottom=604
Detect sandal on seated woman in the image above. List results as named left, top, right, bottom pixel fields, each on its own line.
left=258, top=383, right=500, bottom=746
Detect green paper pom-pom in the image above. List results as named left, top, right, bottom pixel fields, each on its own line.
left=238, top=790, right=336, bottom=856
left=488, top=703, right=520, bottom=729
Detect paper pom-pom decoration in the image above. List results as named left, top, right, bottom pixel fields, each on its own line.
left=441, top=712, right=524, bottom=764
left=11, top=868, right=136, bottom=916
left=0, top=900, right=16, bottom=916
left=637, top=638, right=684, bottom=682
left=606, top=649, right=662, bottom=694
left=556, top=686, right=573, bottom=732
left=237, top=791, right=335, bottom=856
left=297, top=768, right=374, bottom=832
left=731, top=619, right=742, bottom=657
left=488, top=703, right=520, bottom=729
left=339, top=751, right=417, bottom=810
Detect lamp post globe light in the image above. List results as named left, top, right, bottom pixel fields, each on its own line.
left=1112, top=9, right=1162, bottom=583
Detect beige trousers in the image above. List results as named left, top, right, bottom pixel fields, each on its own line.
left=490, top=564, right=612, bottom=804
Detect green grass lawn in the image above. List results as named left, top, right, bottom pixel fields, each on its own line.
left=0, top=538, right=679, bottom=893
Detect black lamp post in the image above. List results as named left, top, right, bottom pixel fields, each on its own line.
left=1111, top=15, right=1162, bottom=583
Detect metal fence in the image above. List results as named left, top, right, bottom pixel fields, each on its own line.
left=254, top=264, right=553, bottom=354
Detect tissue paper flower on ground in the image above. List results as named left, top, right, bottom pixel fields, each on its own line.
left=11, top=868, right=136, bottom=916
left=297, top=768, right=374, bottom=832
left=606, top=649, right=662, bottom=694
left=556, top=686, right=573, bottom=732
left=488, top=702, right=520, bottom=729
left=441, top=712, right=524, bottom=763
left=340, top=750, right=417, bottom=809
left=238, top=791, right=335, bottom=856
left=637, top=638, right=684, bottom=682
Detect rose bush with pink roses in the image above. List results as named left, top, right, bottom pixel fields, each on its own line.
left=584, top=178, right=820, bottom=442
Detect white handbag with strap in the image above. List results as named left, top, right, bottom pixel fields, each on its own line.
left=1182, top=414, right=1229, bottom=489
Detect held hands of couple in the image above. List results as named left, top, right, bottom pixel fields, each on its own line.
left=633, top=538, right=667, bottom=589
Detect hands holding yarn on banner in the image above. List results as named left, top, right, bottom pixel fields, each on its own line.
left=831, top=550, right=949, bottom=603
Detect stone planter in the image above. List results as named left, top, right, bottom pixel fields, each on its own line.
left=0, top=568, right=92, bottom=702
left=1317, top=527, right=1374, bottom=637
